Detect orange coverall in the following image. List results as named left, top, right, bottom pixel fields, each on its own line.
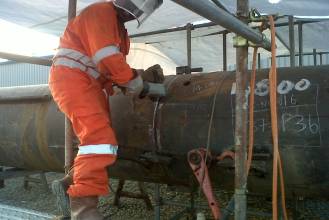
left=49, top=2, right=134, bottom=197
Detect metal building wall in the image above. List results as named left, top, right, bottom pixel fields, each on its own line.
left=276, top=54, right=329, bottom=67
left=0, top=62, right=50, bottom=87
left=230, top=53, right=329, bottom=71
left=0, top=53, right=328, bottom=87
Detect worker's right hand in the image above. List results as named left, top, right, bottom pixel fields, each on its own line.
left=118, top=75, right=144, bottom=96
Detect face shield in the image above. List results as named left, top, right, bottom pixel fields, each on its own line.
left=113, top=0, right=163, bottom=27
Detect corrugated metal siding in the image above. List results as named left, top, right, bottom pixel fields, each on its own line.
left=230, top=54, right=329, bottom=71
left=0, top=54, right=328, bottom=87
left=0, top=63, right=50, bottom=87
left=276, top=54, right=329, bottom=67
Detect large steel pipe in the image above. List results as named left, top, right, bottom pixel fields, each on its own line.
left=0, top=52, right=52, bottom=66
left=0, top=66, right=329, bottom=197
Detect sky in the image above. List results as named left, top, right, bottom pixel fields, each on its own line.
left=0, top=19, right=59, bottom=58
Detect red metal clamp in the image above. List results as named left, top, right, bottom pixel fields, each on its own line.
left=187, top=148, right=221, bottom=220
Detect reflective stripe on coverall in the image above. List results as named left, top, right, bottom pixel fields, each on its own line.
left=49, top=2, right=134, bottom=197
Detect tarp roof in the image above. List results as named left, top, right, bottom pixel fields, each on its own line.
left=1, top=0, right=329, bottom=36
left=1, top=0, right=329, bottom=72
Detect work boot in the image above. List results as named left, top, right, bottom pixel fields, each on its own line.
left=70, top=196, right=103, bottom=220
left=52, top=172, right=73, bottom=217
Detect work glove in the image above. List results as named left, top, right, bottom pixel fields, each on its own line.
left=140, top=64, right=165, bottom=83
left=118, top=65, right=164, bottom=97
left=118, top=75, right=144, bottom=96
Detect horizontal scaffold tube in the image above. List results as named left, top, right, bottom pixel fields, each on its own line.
left=171, top=0, right=271, bottom=50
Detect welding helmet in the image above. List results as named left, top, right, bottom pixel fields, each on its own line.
left=113, top=0, right=163, bottom=26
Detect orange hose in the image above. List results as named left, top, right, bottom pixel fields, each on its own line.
left=268, top=15, right=288, bottom=220
left=247, top=47, right=258, bottom=176
left=247, top=21, right=267, bottom=176
left=246, top=17, right=288, bottom=220
left=278, top=154, right=288, bottom=220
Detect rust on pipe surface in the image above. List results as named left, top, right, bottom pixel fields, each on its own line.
left=0, top=66, right=329, bottom=198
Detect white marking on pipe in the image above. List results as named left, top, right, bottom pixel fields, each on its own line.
left=295, top=79, right=311, bottom=91
left=277, top=80, right=295, bottom=95
left=231, top=82, right=236, bottom=95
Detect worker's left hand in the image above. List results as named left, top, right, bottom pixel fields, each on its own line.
left=97, top=75, right=114, bottom=96
left=140, top=64, right=165, bottom=83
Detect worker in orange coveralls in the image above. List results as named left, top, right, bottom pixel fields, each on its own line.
left=50, top=0, right=163, bottom=219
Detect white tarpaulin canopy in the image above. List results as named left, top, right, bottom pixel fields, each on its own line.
left=0, top=0, right=329, bottom=72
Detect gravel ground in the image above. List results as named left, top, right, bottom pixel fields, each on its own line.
left=0, top=172, right=328, bottom=219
